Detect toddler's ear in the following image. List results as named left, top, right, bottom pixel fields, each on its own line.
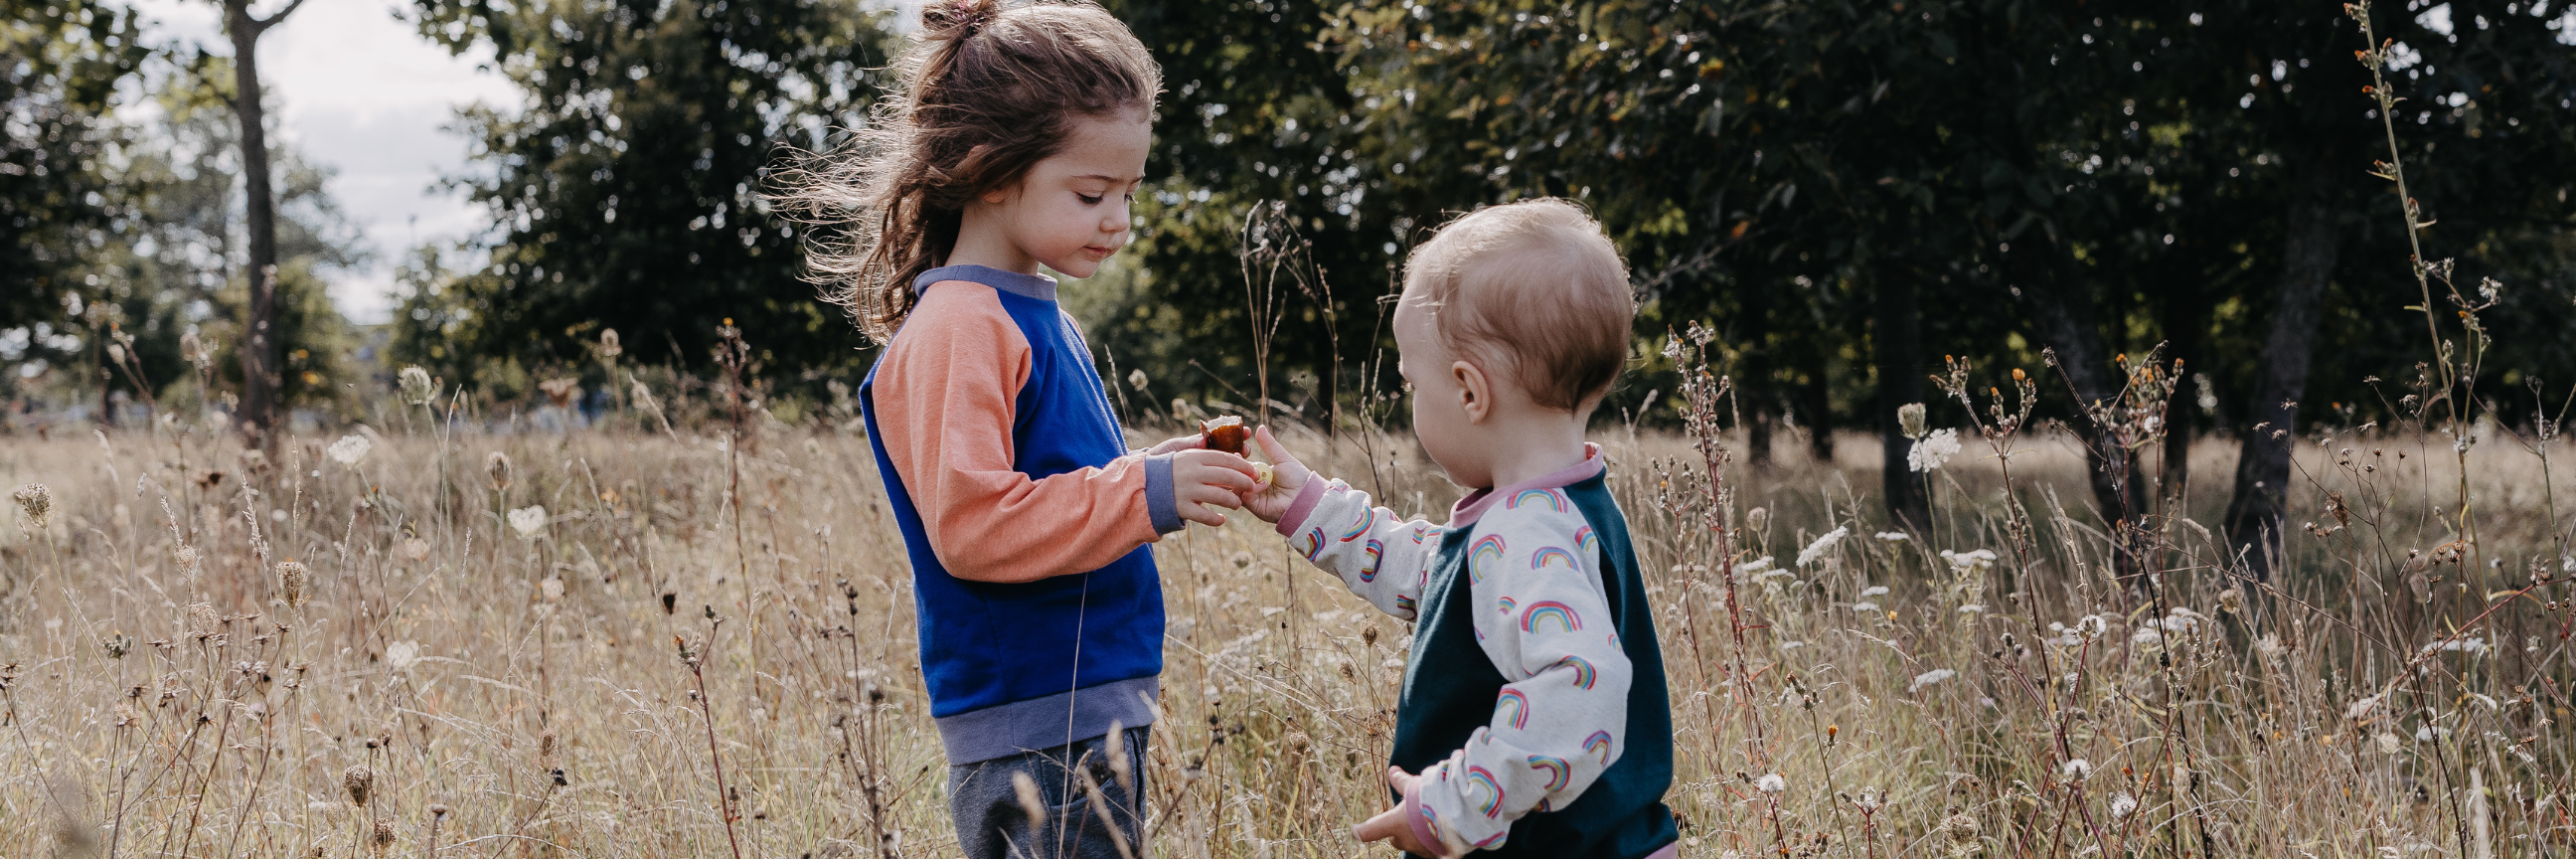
left=1452, top=360, right=1495, bottom=425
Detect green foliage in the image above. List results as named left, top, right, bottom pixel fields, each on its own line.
left=395, top=0, right=893, bottom=389
left=0, top=0, right=150, bottom=333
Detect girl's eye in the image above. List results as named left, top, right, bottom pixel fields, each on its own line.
left=1077, top=193, right=1104, bottom=205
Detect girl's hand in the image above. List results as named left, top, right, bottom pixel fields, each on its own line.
left=1353, top=768, right=1442, bottom=856
left=1143, top=433, right=1206, bottom=455
left=1171, top=448, right=1257, bottom=527
left=1241, top=426, right=1314, bottom=525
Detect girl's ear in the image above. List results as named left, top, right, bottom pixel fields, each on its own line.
left=1453, top=360, right=1494, bottom=425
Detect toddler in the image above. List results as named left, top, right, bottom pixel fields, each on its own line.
left=1245, top=199, right=1679, bottom=858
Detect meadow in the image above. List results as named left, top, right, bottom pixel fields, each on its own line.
left=2, top=368, right=2572, bottom=858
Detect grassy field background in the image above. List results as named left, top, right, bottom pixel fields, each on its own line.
left=2, top=405, right=2572, bottom=857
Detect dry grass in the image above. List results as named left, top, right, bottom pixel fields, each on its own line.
left=1, top=404, right=2572, bottom=858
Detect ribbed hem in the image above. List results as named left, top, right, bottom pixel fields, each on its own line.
left=1448, top=442, right=1605, bottom=528
left=912, top=263, right=1057, bottom=302
left=933, top=675, right=1160, bottom=765
left=1641, top=841, right=1680, bottom=859
left=1275, top=477, right=1329, bottom=537
left=1144, top=453, right=1181, bottom=534
left=1401, top=775, right=1449, bottom=857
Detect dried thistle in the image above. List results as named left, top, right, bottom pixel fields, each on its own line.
left=343, top=765, right=377, bottom=808
left=486, top=451, right=513, bottom=490
left=277, top=561, right=311, bottom=608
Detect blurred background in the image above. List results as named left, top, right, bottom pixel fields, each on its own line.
left=4, top=0, right=2574, bottom=533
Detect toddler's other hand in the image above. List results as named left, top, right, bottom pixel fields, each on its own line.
left=1241, top=426, right=1314, bottom=525
left=1171, top=448, right=1256, bottom=527
left=1143, top=433, right=1206, bottom=455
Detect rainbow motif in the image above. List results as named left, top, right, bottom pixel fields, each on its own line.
left=1527, top=755, right=1572, bottom=791
left=1508, top=488, right=1568, bottom=512
left=1338, top=508, right=1375, bottom=542
left=1583, top=730, right=1615, bottom=764
left=1471, top=830, right=1511, bottom=849
left=1534, top=797, right=1555, bottom=813
left=1393, top=595, right=1416, bottom=614
left=1419, top=802, right=1446, bottom=844
left=1530, top=546, right=1580, bottom=573
left=1574, top=526, right=1597, bottom=554
left=1298, top=527, right=1326, bottom=560
left=1410, top=526, right=1429, bottom=545
left=1520, top=601, right=1582, bottom=634
left=1494, top=688, right=1530, bottom=730
left=1544, top=654, right=1598, bottom=690
left=1358, top=539, right=1384, bottom=583
left=1465, top=766, right=1507, bottom=818
left=1470, top=535, right=1508, bottom=583
left=1497, top=596, right=1518, bottom=615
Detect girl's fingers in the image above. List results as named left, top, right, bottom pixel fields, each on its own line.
left=1177, top=500, right=1226, bottom=527
left=1253, top=426, right=1292, bottom=462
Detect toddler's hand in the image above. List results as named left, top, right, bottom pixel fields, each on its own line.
left=1171, top=448, right=1257, bottom=527
left=1241, top=426, right=1314, bottom=525
left=1353, top=767, right=1443, bottom=856
left=1142, top=433, right=1207, bottom=455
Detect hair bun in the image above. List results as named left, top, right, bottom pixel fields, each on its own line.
left=922, top=0, right=1001, bottom=38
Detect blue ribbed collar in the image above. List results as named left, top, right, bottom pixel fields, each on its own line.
left=913, top=264, right=1056, bottom=302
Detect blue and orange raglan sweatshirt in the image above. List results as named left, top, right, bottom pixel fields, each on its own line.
left=858, top=264, right=1179, bottom=764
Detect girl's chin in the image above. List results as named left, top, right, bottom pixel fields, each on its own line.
left=1046, top=258, right=1101, bottom=278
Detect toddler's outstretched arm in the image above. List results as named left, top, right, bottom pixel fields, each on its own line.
left=1243, top=427, right=1438, bottom=620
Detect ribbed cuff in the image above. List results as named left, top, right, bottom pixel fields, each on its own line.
left=1274, top=477, right=1329, bottom=537
left=1144, top=453, right=1183, bottom=534
left=1401, top=775, right=1448, bottom=857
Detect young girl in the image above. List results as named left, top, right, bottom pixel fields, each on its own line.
left=790, top=2, right=1255, bottom=856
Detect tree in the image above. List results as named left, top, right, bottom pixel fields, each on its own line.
left=218, top=0, right=306, bottom=445
left=397, top=0, right=889, bottom=394
left=0, top=0, right=149, bottom=332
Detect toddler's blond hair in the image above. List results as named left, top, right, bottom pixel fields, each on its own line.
left=1405, top=198, right=1633, bottom=412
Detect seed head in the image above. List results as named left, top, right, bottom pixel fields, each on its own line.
left=597, top=328, right=622, bottom=359
left=486, top=451, right=512, bottom=489
left=508, top=506, right=547, bottom=540
left=428, top=803, right=450, bottom=818
left=276, top=561, right=311, bottom=608
left=370, top=817, right=397, bottom=851
left=180, top=331, right=207, bottom=366
left=186, top=602, right=221, bottom=639
left=1755, top=773, right=1787, bottom=793
left=1941, top=812, right=1981, bottom=844
left=1744, top=506, right=1768, bottom=534
left=399, top=366, right=437, bottom=405
left=537, top=730, right=561, bottom=771
left=2061, top=758, right=2092, bottom=781
left=1898, top=403, right=1928, bottom=439
left=11, top=484, right=52, bottom=532
left=343, top=765, right=377, bottom=807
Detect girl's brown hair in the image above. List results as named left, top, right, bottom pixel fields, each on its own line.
left=785, top=0, right=1161, bottom=342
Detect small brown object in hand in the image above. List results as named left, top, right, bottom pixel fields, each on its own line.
left=1201, top=416, right=1248, bottom=455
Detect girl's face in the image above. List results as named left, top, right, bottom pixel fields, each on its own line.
left=981, top=107, right=1151, bottom=279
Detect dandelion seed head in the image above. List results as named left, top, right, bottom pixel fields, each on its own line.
left=1755, top=773, right=1786, bottom=793
left=2061, top=759, right=2091, bottom=780
left=2109, top=792, right=2138, bottom=819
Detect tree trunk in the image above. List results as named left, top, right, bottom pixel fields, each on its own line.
left=2011, top=247, right=2151, bottom=590
left=1876, top=265, right=1927, bottom=530
left=226, top=0, right=293, bottom=449
left=2223, top=170, right=2343, bottom=583
left=2158, top=260, right=2210, bottom=508
left=1799, top=341, right=1834, bottom=464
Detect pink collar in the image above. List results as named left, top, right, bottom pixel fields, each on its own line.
left=1448, top=443, right=1605, bottom=527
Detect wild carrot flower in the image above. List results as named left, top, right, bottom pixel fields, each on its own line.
left=509, top=506, right=548, bottom=540
left=277, top=561, right=311, bottom=607
left=1910, top=668, right=1955, bottom=692
left=1941, top=813, right=1980, bottom=844
left=1796, top=527, right=1848, bottom=567
left=11, top=483, right=50, bottom=532
left=1875, top=531, right=1909, bottom=542
left=326, top=434, right=371, bottom=466
left=343, top=765, right=377, bottom=807
left=1907, top=428, right=1961, bottom=472
left=399, top=366, right=436, bottom=405
left=385, top=641, right=420, bottom=672
left=1897, top=403, right=1928, bottom=439
left=1755, top=773, right=1787, bottom=793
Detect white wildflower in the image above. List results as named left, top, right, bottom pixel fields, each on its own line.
left=1910, top=668, right=1956, bottom=692
left=326, top=434, right=371, bottom=466
left=1940, top=549, right=1998, bottom=573
left=1852, top=601, right=1881, bottom=612
left=2345, top=694, right=2384, bottom=722
left=1796, top=527, right=1849, bottom=567
left=508, top=506, right=548, bottom=540
left=2061, top=759, right=2092, bottom=781
left=1755, top=773, right=1786, bottom=793
left=1737, top=556, right=1775, bottom=575
left=2074, top=614, right=2108, bottom=641
left=2131, top=627, right=2164, bottom=645
left=2109, top=792, right=2138, bottom=819
left=386, top=641, right=420, bottom=672
left=2375, top=732, right=2401, bottom=754
left=1907, top=428, right=1962, bottom=472
left=1957, top=604, right=1986, bottom=614
left=1874, top=531, right=1909, bottom=542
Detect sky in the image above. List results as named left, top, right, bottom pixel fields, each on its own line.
left=133, top=0, right=516, bottom=326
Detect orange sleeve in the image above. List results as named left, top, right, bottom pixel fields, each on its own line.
left=874, top=282, right=1164, bottom=583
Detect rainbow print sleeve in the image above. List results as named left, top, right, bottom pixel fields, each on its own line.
left=1410, top=490, right=1634, bottom=853
left=1277, top=478, right=1441, bottom=621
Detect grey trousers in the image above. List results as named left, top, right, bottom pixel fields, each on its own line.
left=948, top=726, right=1151, bottom=859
